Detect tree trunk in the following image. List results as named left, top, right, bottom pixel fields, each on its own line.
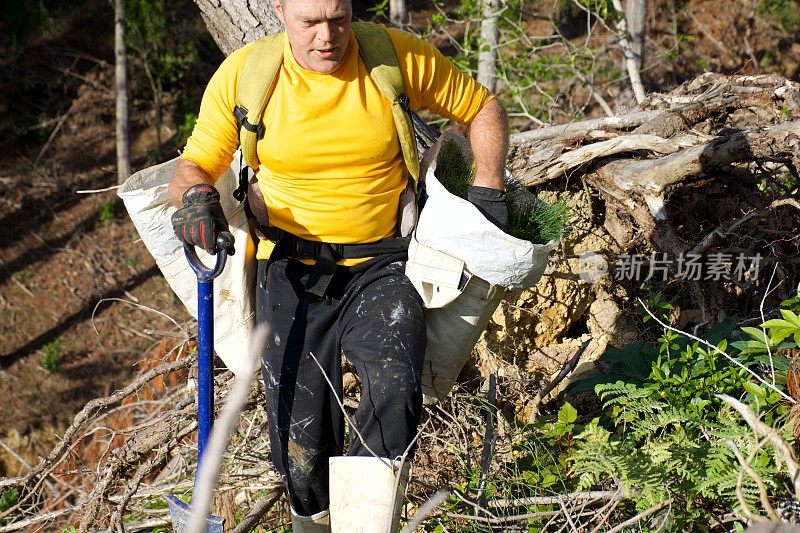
left=612, top=0, right=646, bottom=105
left=626, top=0, right=646, bottom=71
left=114, top=0, right=131, bottom=184
left=191, top=0, right=282, bottom=54
left=476, top=0, right=500, bottom=92
left=390, top=0, right=407, bottom=27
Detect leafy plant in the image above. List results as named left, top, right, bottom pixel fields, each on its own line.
left=560, top=307, right=796, bottom=528
left=41, top=338, right=62, bottom=373
left=757, top=0, right=800, bottom=32
left=124, top=0, right=201, bottom=152
left=96, top=200, right=117, bottom=228
left=424, top=0, right=620, bottom=124
left=176, top=111, right=198, bottom=146
left=0, top=488, right=19, bottom=513
left=366, top=0, right=390, bottom=18
left=0, top=487, right=20, bottom=526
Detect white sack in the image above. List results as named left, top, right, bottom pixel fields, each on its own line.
left=415, top=160, right=553, bottom=290
left=408, top=131, right=554, bottom=402
left=117, top=154, right=256, bottom=377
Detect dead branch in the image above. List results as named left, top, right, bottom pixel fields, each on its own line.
left=525, top=340, right=591, bottom=422
left=0, top=355, right=194, bottom=524
left=514, top=134, right=689, bottom=187
left=604, top=498, right=673, bottom=533
left=509, top=109, right=663, bottom=147
left=593, top=120, right=800, bottom=210
left=230, top=489, right=285, bottom=533
left=719, top=394, right=800, bottom=499
left=401, top=490, right=451, bottom=533
left=487, top=490, right=620, bottom=508
left=727, top=438, right=779, bottom=522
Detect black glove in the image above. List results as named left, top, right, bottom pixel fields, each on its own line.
left=171, top=184, right=235, bottom=255
left=468, top=185, right=508, bottom=232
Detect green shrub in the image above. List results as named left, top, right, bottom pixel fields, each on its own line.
left=559, top=298, right=798, bottom=528
left=41, top=338, right=62, bottom=373
left=96, top=200, right=117, bottom=228
left=0, top=488, right=19, bottom=513
left=757, top=0, right=800, bottom=32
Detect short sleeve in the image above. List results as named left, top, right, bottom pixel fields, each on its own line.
left=180, top=44, right=253, bottom=180
left=386, top=28, right=493, bottom=124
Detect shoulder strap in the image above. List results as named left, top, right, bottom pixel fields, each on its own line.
left=234, top=22, right=420, bottom=185
left=352, top=21, right=420, bottom=185
left=234, top=32, right=284, bottom=171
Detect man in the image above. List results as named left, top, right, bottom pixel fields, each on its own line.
left=169, top=0, right=509, bottom=530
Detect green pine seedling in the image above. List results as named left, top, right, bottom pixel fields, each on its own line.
left=434, top=138, right=569, bottom=244
left=507, top=190, right=569, bottom=244
left=434, top=139, right=474, bottom=199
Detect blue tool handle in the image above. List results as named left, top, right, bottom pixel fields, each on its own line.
left=196, top=278, right=214, bottom=468
left=183, top=232, right=232, bottom=470
left=184, top=232, right=233, bottom=282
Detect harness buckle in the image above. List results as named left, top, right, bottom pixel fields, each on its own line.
left=294, top=239, right=320, bottom=260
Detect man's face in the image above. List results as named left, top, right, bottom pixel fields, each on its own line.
left=273, top=0, right=352, bottom=73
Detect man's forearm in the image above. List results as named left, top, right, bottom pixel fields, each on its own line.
left=169, top=159, right=217, bottom=207
left=468, top=98, right=509, bottom=190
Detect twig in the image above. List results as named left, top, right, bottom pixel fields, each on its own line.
left=639, top=300, right=795, bottom=404
left=10, top=276, right=34, bottom=298
left=527, top=339, right=591, bottom=421
left=759, top=265, right=781, bottom=387
left=92, top=518, right=172, bottom=533
left=0, top=508, right=74, bottom=533
left=452, top=489, right=498, bottom=519
left=727, top=439, right=779, bottom=522
left=34, top=110, right=72, bottom=167
left=110, top=441, right=173, bottom=530
left=76, top=185, right=121, bottom=194
left=718, top=394, right=800, bottom=499
left=189, top=327, right=264, bottom=533
left=392, top=416, right=432, bottom=529
left=0, top=439, right=31, bottom=469
left=589, top=487, right=624, bottom=533
left=509, top=109, right=662, bottom=145
left=477, top=374, right=497, bottom=506
left=92, top=297, right=186, bottom=336
left=488, top=490, right=620, bottom=508
left=230, top=489, right=285, bottom=533
left=446, top=510, right=560, bottom=524
left=0, top=356, right=194, bottom=522
left=0, top=439, right=56, bottom=494
left=604, top=498, right=673, bottom=533
left=559, top=495, right=580, bottom=532
left=401, top=490, right=450, bottom=533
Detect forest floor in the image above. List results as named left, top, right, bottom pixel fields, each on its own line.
left=1, top=0, right=799, bottom=482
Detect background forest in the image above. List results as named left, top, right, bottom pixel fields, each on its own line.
left=1, top=0, right=800, bottom=531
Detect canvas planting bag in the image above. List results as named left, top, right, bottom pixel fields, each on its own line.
left=117, top=154, right=256, bottom=377
left=407, top=132, right=554, bottom=404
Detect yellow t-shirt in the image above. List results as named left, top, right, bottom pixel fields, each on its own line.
left=182, top=26, right=492, bottom=261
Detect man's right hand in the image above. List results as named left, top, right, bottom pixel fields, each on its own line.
left=171, top=184, right=235, bottom=255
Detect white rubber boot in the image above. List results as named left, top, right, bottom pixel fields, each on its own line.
left=291, top=508, right=331, bottom=533
left=329, top=456, right=410, bottom=533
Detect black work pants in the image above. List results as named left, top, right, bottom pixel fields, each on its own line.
left=256, top=253, right=427, bottom=517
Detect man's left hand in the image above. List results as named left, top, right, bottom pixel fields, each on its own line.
left=468, top=185, right=508, bottom=232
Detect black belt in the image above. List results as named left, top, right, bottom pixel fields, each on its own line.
left=257, top=224, right=410, bottom=297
